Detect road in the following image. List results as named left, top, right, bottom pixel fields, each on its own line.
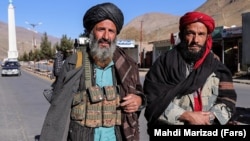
left=0, top=69, right=50, bottom=141
left=0, top=68, right=249, bottom=141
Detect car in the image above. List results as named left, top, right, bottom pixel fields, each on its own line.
left=1, top=61, right=21, bottom=76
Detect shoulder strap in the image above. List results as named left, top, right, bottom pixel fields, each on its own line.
left=75, top=50, right=83, bottom=68
left=76, top=47, right=92, bottom=90
left=83, top=50, right=92, bottom=88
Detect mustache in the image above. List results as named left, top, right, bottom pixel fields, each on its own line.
left=98, top=38, right=111, bottom=45
left=189, top=42, right=203, bottom=48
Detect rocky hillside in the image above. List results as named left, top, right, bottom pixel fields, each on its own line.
left=197, top=0, right=250, bottom=26
left=1, top=0, right=250, bottom=60
left=119, top=0, right=250, bottom=44
left=0, top=21, right=60, bottom=61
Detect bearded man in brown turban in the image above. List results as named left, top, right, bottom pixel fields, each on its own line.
left=40, top=2, right=146, bottom=141
left=144, top=11, right=237, bottom=140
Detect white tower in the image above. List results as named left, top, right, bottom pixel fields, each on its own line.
left=8, top=0, right=18, bottom=60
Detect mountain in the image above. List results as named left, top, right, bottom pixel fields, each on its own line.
left=196, top=0, right=250, bottom=26
left=1, top=0, right=250, bottom=60
left=119, top=12, right=180, bottom=42
left=0, top=21, right=60, bottom=61
left=118, top=0, right=250, bottom=48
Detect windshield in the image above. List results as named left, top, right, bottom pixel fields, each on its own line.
left=4, top=61, right=20, bottom=67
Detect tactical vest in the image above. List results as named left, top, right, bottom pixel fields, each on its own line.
left=70, top=49, right=121, bottom=127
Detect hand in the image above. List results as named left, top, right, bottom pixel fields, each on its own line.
left=120, top=94, right=142, bottom=113
left=179, top=111, right=213, bottom=125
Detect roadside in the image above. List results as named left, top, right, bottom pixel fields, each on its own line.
left=22, top=66, right=250, bottom=85
left=22, top=66, right=54, bottom=82
left=233, top=71, right=250, bottom=85
left=139, top=68, right=250, bottom=85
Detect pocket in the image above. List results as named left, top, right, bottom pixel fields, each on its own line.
left=85, top=101, right=102, bottom=127
left=116, top=95, right=121, bottom=125
left=102, top=99, right=117, bottom=127
left=71, top=91, right=87, bottom=121
left=103, top=86, right=118, bottom=101
left=87, top=86, right=104, bottom=103
left=210, top=86, right=219, bottom=103
left=102, top=94, right=121, bottom=127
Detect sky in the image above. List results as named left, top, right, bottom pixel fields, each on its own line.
left=0, top=0, right=206, bottom=39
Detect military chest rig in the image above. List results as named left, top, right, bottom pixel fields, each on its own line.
left=70, top=48, right=121, bottom=127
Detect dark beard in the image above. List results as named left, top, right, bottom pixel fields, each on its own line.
left=88, top=32, right=116, bottom=68
left=177, top=41, right=206, bottom=64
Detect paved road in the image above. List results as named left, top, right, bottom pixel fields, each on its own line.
left=0, top=67, right=249, bottom=141
left=0, top=69, right=51, bottom=141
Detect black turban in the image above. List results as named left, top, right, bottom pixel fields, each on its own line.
left=83, top=2, right=124, bottom=35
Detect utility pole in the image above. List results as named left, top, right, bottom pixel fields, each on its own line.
left=140, top=20, right=143, bottom=67
left=140, top=20, right=143, bottom=52
left=25, top=21, right=42, bottom=70
left=25, top=21, right=42, bottom=48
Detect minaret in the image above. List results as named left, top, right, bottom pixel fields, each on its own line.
left=7, top=0, right=18, bottom=60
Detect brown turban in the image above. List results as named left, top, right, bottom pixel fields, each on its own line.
left=179, top=11, right=215, bottom=69
left=83, top=2, right=124, bottom=35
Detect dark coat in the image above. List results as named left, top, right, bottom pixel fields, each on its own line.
left=144, top=46, right=237, bottom=128
left=39, top=47, right=144, bottom=141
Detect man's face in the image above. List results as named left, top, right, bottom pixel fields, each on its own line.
left=178, top=22, right=209, bottom=63
left=183, top=22, right=208, bottom=53
left=89, top=19, right=117, bottom=68
left=93, top=19, right=117, bottom=48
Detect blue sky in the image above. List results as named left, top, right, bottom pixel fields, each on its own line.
left=0, top=0, right=206, bottom=39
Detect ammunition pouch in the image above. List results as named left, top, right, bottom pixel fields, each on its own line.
left=87, top=86, right=104, bottom=103
left=71, top=91, right=87, bottom=121
left=71, top=85, right=121, bottom=128
left=103, top=86, right=120, bottom=101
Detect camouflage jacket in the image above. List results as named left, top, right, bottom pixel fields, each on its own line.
left=158, top=72, right=232, bottom=125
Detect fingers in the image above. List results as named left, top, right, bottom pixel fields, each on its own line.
left=120, top=94, right=142, bottom=113
left=187, top=111, right=213, bottom=125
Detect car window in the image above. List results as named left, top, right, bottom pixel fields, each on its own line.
left=4, top=61, right=20, bottom=67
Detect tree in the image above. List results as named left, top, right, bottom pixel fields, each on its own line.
left=22, top=51, right=29, bottom=61
left=28, top=50, right=34, bottom=61
left=57, top=34, right=74, bottom=58
left=51, top=45, right=57, bottom=58
left=33, top=49, right=41, bottom=61
left=40, top=32, right=53, bottom=60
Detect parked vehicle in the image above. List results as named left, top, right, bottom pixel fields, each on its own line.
left=1, top=61, right=21, bottom=76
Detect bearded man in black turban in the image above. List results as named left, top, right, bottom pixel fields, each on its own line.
left=39, top=2, right=146, bottom=141
left=83, top=2, right=124, bottom=36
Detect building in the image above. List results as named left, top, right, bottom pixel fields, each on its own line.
left=148, top=12, right=250, bottom=75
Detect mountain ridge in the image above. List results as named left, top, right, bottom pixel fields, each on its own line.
left=119, top=0, right=250, bottom=44
left=1, top=0, right=250, bottom=60
left=0, top=21, right=60, bottom=60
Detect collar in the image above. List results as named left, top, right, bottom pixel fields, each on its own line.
left=94, top=60, right=114, bottom=70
